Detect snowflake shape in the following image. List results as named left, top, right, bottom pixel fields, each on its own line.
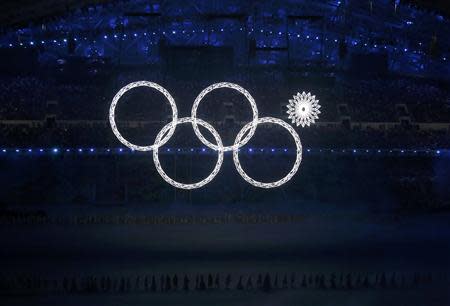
left=287, top=91, right=321, bottom=127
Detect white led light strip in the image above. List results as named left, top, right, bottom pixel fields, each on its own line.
left=109, top=81, right=318, bottom=189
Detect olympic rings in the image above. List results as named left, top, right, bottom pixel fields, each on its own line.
left=109, top=81, right=178, bottom=151
left=191, top=82, right=258, bottom=152
left=233, top=117, right=302, bottom=189
left=109, top=81, right=304, bottom=189
left=153, top=117, right=224, bottom=190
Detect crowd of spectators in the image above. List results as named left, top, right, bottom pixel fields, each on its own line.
left=0, top=271, right=439, bottom=295
left=0, top=70, right=449, bottom=149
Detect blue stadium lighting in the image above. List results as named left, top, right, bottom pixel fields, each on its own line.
left=119, top=148, right=123, bottom=152
left=167, top=148, right=170, bottom=152
left=41, top=40, right=45, bottom=44
left=190, top=148, right=194, bottom=152
left=315, top=36, right=319, bottom=40
left=9, top=43, right=12, bottom=47
left=16, top=149, right=20, bottom=153
left=28, top=149, right=32, bottom=152
left=401, top=150, right=404, bottom=153
left=30, top=41, right=34, bottom=45
left=63, top=38, right=67, bottom=42
left=104, top=35, right=108, bottom=39
left=220, top=28, right=224, bottom=32
left=114, top=34, right=118, bottom=38
left=202, top=148, right=206, bottom=152
left=52, top=148, right=59, bottom=153
left=278, top=31, right=282, bottom=35
left=271, top=149, right=275, bottom=152
left=107, top=149, right=110, bottom=152
left=2, top=149, right=6, bottom=153
left=306, top=35, right=310, bottom=39
left=353, top=149, right=357, bottom=153
left=378, top=150, right=381, bottom=153
left=284, top=149, right=288, bottom=152
left=66, top=149, right=70, bottom=152
left=307, top=149, right=311, bottom=152
left=134, top=33, right=138, bottom=37
left=436, top=150, right=441, bottom=154
left=297, top=34, right=300, bottom=38
left=39, top=149, right=43, bottom=152
left=177, top=149, right=181, bottom=152
left=249, top=148, right=253, bottom=152
left=90, top=148, right=94, bottom=152
left=78, top=148, right=83, bottom=152
left=404, top=48, right=408, bottom=52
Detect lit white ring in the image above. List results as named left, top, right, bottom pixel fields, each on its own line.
left=153, top=117, right=224, bottom=190
left=109, top=81, right=178, bottom=151
left=191, top=82, right=258, bottom=152
left=233, top=117, right=302, bottom=188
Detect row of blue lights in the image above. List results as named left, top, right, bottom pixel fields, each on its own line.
left=0, top=147, right=446, bottom=156
left=1, top=30, right=446, bottom=61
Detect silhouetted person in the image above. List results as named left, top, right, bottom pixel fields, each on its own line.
left=301, top=275, right=307, bottom=288
left=183, top=275, right=189, bottom=291
left=165, top=275, right=171, bottom=291
left=290, top=273, right=296, bottom=288
left=160, top=275, right=165, bottom=292
left=246, top=276, right=253, bottom=290
left=390, top=273, right=397, bottom=288
left=362, top=275, right=370, bottom=288
left=257, top=274, right=263, bottom=289
left=151, top=276, right=157, bottom=292
left=214, top=274, right=220, bottom=289
left=236, top=276, right=244, bottom=290
left=274, top=274, right=279, bottom=289
left=262, top=274, right=272, bottom=292
left=144, top=276, right=149, bottom=291
left=330, top=273, right=337, bottom=289
left=208, top=274, right=213, bottom=289
left=319, top=274, right=327, bottom=289
left=282, top=274, right=288, bottom=289
left=173, top=274, right=178, bottom=290
left=379, top=273, right=387, bottom=289
left=199, top=275, right=206, bottom=291
left=225, top=274, right=231, bottom=290
left=346, top=274, right=353, bottom=290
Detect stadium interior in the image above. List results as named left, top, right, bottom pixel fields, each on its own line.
left=0, top=0, right=449, bottom=305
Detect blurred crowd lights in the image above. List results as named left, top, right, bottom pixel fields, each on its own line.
left=0, top=147, right=446, bottom=156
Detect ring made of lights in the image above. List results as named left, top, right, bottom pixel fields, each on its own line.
left=109, top=81, right=178, bottom=151
left=191, top=82, right=258, bottom=152
left=109, top=81, right=310, bottom=189
left=153, top=117, right=224, bottom=190
left=233, top=117, right=302, bottom=188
